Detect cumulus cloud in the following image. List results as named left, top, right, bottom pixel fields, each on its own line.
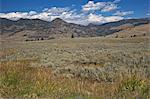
left=88, top=14, right=105, bottom=23
left=0, top=7, right=73, bottom=21
left=1, top=2, right=133, bottom=26
left=0, top=12, right=29, bottom=20
left=43, top=7, right=70, bottom=15
left=101, top=3, right=118, bottom=12
left=82, top=1, right=105, bottom=12
left=114, top=11, right=134, bottom=16
left=104, top=15, right=123, bottom=22
left=82, top=0, right=118, bottom=12
left=0, top=7, right=124, bottom=25
left=29, top=11, right=37, bottom=15
left=87, top=13, right=123, bottom=24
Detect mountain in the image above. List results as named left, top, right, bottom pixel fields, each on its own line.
left=100, top=18, right=150, bottom=27
left=106, top=23, right=150, bottom=38
left=0, top=18, right=150, bottom=41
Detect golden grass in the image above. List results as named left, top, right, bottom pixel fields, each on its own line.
left=0, top=59, right=149, bottom=98
left=0, top=48, right=17, bottom=57
left=73, top=61, right=105, bottom=68
left=0, top=37, right=149, bottom=98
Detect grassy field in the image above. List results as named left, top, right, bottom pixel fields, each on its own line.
left=0, top=37, right=150, bottom=98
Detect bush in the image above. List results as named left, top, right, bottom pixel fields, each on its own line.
left=117, top=76, right=150, bottom=98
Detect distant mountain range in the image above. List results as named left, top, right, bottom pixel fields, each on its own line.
left=0, top=18, right=150, bottom=41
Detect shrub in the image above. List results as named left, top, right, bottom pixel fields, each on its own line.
left=117, top=75, right=150, bottom=98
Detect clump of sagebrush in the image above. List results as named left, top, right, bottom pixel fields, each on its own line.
left=0, top=59, right=150, bottom=98
left=0, top=60, right=72, bottom=98
left=0, top=37, right=150, bottom=98
left=116, top=75, right=150, bottom=98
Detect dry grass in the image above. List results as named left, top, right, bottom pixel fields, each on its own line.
left=107, top=23, right=150, bottom=38
left=0, top=48, right=16, bottom=58
left=0, top=37, right=150, bottom=98
left=1, top=60, right=149, bottom=99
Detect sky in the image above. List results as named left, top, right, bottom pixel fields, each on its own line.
left=0, top=0, right=149, bottom=25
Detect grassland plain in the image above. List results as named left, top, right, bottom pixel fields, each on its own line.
left=0, top=37, right=150, bottom=98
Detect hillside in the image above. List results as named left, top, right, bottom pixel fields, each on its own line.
left=0, top=18, right=150, bottom=41
left=107, top=23, right=150, bottom=38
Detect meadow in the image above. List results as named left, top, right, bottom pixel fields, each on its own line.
left=0, top=37, right=150, bottom=98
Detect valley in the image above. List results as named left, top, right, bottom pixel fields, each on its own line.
left=0, top=36, right=150, bottom=98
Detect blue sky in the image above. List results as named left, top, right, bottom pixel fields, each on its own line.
left=0, top=0, right=149, bottom=25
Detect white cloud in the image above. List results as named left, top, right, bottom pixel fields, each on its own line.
left=101, top=2, right=118, bottom=12
left=87, top=13, right=123, bottom=24
left=87, top=14, right=105, bottom=23
left=29, top=11, right=37, bottom=15
left=0, top=12, right=29, bottom=20
left=104, top=16, right=123, bottom=22
left=82, top=1, right=105, bottom=12
left=113, top=0, right=121, bottom=3
left=114, top=11, right=134, bottom=16
left=82, top=1, right=118, bottom=12
left=0, top=6, right=129, bottom=25
left=43, top=7, right=70, bottom=15
left=0, top=7, right=73, bottom=21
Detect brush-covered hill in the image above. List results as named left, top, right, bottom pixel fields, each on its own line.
left=106, top=23, right=150, bottom=38
left=0, top=18, right=150, bottom=41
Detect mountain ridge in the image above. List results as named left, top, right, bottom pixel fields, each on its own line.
left=0, top=18, right=150, bottom=41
